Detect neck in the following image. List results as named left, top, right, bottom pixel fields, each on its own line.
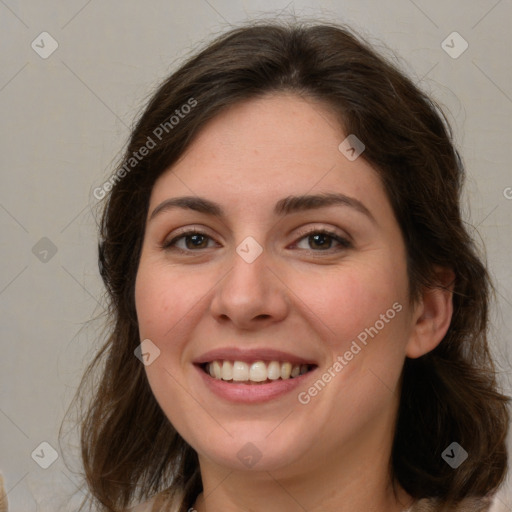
left=193, top=444, right=413, bottom=512
left=192, top=384, right=413, bottom=512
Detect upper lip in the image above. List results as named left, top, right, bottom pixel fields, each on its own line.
left=193, top=347, right=318, bottom=365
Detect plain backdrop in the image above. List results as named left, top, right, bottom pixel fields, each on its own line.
left=1, top=1, right=511, bottom=510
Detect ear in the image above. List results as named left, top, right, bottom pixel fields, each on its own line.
left=405, top=268, right=455, bottom=359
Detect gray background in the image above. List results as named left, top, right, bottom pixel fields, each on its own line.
left=1, top=0, right=511, bottom=510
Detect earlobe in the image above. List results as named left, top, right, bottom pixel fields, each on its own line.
left=405, top=269, right=455, bottom=359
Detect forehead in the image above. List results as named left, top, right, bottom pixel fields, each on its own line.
left=149, top=93, right=388, bottom=219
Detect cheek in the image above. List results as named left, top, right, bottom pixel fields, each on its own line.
left=290, top=256, right=408, bottom=347
left=134, top=261, right=204, bottom=430
left=135, top=268, right=169, bottom=338
left=135, top=259, right=203, bottom=340
left=295, top=264, right=409, bottom=419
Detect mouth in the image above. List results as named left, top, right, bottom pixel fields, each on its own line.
left=200, top=360, right=316, bottom=384
left=193, top=348, right=319, bottom=403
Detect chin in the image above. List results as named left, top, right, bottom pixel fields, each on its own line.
left=188, top=421, right=318, bottom=474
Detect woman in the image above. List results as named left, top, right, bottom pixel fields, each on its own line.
left=70, top=19, right=509, bottom=512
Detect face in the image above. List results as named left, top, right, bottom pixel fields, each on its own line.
left=135, top=93, right=416, bottom=479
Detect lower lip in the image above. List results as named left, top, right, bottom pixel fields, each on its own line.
left=195, top=365, right=315, bottom=403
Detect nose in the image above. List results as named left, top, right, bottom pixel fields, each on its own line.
left=209, top=244, right=290, bottom=330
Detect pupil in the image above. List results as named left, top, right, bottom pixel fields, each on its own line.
left=187, top=234, right=206, bottom=249
left=310, top=233, right=330, bottom=249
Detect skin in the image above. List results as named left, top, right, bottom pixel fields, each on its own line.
left=134, top=93, right=453, bottom=512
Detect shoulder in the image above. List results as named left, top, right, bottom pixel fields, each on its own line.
left=410, top=496, right=494, bottom=512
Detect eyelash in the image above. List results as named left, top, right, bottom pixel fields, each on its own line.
left=161, top=228, right=352, bottom=254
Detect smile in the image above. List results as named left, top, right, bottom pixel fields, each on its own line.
left=194, top=348, right=318, bottom=402
left=203, top=360, right=313, bottom=383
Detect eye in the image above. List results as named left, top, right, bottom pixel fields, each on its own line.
left=293, top=229, right=352, bottom=252
left=162, top=229, right=218, bottom=252
left=161, top=227, right=352, bottom=254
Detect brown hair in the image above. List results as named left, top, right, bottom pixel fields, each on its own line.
left=65, top=18, right=509, bottom=511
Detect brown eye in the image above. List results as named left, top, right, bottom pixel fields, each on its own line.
left=162, top=230, right=217, bottom=252
left=294, top=230, right=351, bottom=252
left=308, top=233, right=333, bottom=250
left=183, top=234, right=209, bottom=249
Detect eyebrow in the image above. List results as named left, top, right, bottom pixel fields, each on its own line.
left=149, top=193, right=376, bottom=223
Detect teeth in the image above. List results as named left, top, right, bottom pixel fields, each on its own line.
left=267, top=361, right=281, bottom=380
left=221, top=360, right=233, bottom=381
left=206, top=360, right=310, bottom=383
left=281, top=362, right=292, bottom=379
left=212, top=360, right=222, bottom=379
left=249, top=361, right=267, bottom=382
left=232, top=361, right=249, bottom=381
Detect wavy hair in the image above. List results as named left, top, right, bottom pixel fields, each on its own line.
left=65, top=19, right=509, bottom=511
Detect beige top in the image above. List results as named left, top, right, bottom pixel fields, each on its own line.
left=129, top=492, right=494, bottom=512
left=0, top=475, right=493, bottom=512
